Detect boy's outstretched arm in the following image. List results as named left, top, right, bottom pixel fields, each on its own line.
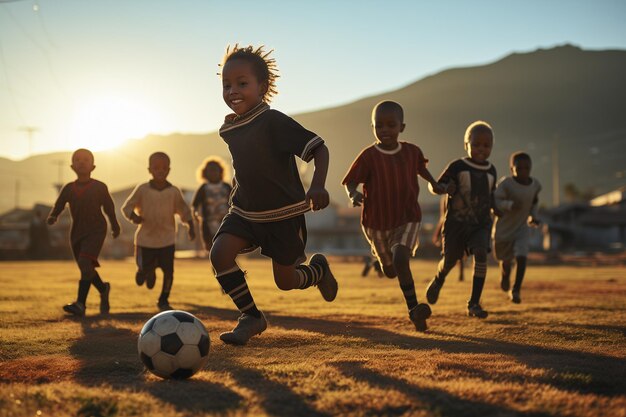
left=421, top=167, right=453, bottom=195
left=306, top=144, right=330, bottom=211
left=47, top=184, right=69, bottom=225
left=344, top=183, right=363, bottom=207
left=102, top=187, right=121, bottom=238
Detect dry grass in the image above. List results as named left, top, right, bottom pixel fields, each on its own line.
left=0, top=258, right=625, bottom=417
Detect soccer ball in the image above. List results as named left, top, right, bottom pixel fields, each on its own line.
left=138, top=310, right=210, bottom=379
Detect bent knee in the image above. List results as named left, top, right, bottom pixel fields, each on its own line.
left=274, top=274, right=297, bottom=291
left=382, top=265, right=397, bottom=278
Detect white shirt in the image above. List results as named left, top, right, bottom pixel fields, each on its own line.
left=121, top=182, right=192, bottom=248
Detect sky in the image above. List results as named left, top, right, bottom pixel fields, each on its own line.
left=0, top=0, right=625, bottom=160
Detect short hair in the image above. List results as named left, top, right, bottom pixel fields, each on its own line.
left=197, top=156, right=228, bottom=183
left=149, top=151, right=170, bottom=166
left=72, top=148, right=94, bottom=163
left=510, top=151, right=532, bottom=167
left=464, top=121, right=494, bottom=147
left=220, top=44, right=279, bottom=103
left=371, top=100, right=404, bottom=123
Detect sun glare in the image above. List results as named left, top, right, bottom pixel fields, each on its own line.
left=69, top=94, right=159, bottom=151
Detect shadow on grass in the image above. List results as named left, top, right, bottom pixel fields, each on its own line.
left=68, top=313, right=243, bottom=415
left=69, top=312, right=331, bottom=416
left=186, top=304, right=626, bottom=397
left=332, top=360, right=552, bottom=417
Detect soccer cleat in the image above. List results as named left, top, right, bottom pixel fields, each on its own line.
left=63, top=301, right=85, bottom=317
left=310, top=254, right=338, bottom=302
left=135, top=270, right=145, bottom=286
left=510, top=289, right=521, bottom=304
left=220, top=312, right=267, bottom=346
left=100, top=282, right=111, bottom=314
left=145, top=270, right=157, bottom=290
left=500, top=275, right=510, bottom=292
left=467, top=303, right=489, bottom=319
left=409, top=303, right=432, bottom=332
left=426, top=277, right=444, bottom=304
left=157, top=300, right=173, bottom=311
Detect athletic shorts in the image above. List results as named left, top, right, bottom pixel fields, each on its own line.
left=362, top=222, right=420, bottom=267
left=494, top=238, right=529, bottom=261
left=442, top=219, right=491, bottom=261
left=214, top=213, right=307, bottom=266
left=136, top=245, right=175, bottom=273
left=71, top=232, right=106, bottom=267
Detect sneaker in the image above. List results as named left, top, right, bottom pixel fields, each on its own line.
left=63, top=301, right=85, bottom=317
left=220, top=312, right=268, bottom=345
left=467, top=303, right=488, bottom=319
left=310, top=254, right=338, bottom=302
left=409, top=303, right=432, bottom=332
left=135, top=271, right=145, bottom=286
left=157, top=300, right=173, bottom=311
left=361, top=259, right=372, bottom=277
left=426, top=277, right=444, bottom=304
left=500, top=276, right=510, bottom=292
left=145, top=270, right=156, bottom=290
left=100, top=282, right=111, bottom=314
left=509, top=289, right=521, bottom=304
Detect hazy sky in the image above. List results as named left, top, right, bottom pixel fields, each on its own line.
left=1, top=0, right=625, bottom=159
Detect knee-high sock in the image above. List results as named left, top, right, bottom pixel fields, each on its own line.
left=77, top=280, right=91, bottom=305
left=469, top=259, right=487, bottom=305
left=399, top=281, right=418, bottom=311
left=435, top=257, right=456, bottom=282
left=295, top=263, right=324, bottom=289
left=216, top=267, right=261, bottom=318
left=91, top=271, right=106, bottom=293
left=513, top=256, right=527, bottom=291
left=160, top=272, right=173, bottom=302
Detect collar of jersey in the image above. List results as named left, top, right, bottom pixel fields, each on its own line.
left=461, top=157, right=492, bottom=170
left=374, top=142, right=402, bottom=155
left=220, top=102, right=270, bottom=133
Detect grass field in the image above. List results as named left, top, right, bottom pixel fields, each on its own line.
left=0, top=258, right=625, bottom=417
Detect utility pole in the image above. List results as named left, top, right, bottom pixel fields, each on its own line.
left=552, top=135, right=560, bottom=207
left=18, top=126, right=40, bottom=156
left=52, top=159, right=64, bottom=193
left=15, top=179, right=20, bottom=209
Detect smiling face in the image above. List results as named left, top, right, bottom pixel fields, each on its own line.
left=221, top=59, right=268, bottom=115
left=372, top=108, right=405, bottom=150
left=466, top=131, right=493, bottom=163
left=70, top=149, right=95, bottom=178
left=148, top=155, right=170, bottom=183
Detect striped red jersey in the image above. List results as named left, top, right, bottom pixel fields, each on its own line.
left=342, top=142, right=429, bottom=230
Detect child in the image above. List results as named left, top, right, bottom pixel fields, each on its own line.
left=47, top=148, right=120, bottom=316
left=425, top=121, right=497, bottom=319
left=192, top=157, right=232, bottom=252
left=121, top=152, right=195, bottom=311
left=493, top=152, right=541, bottom=303
left=342, top=100, right=448, bottom=331
left=211, top=44, right=337, bottom=345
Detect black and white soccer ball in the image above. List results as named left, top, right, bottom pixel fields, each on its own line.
left=138, top=310, right=210, bottom=379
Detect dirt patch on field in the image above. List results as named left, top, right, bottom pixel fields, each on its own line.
left=0, top=355, right=81, bottom=383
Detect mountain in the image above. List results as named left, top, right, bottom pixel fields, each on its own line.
left=2, top=44, right=625, bottom=214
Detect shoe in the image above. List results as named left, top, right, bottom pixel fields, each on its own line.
left=361, top=259, right=372, bottom=277
left=500, top=276, right=510, bottom=292
left=135, top=271, right=145, bottom=286
left=145, top=270, right=156, bottom=290
left=509, top=289, right=521, bottom=304
left=100, top=282, right=110, bottom=314
left=63, top=301, right=85, bottom=317
left=220, top=312, right=268, bottom=345
left=426, top=277, right=444, bottom=304
left=467, top=303, right=488, bottom=319
left=157, top=300, right=173, bottom=311
left=310, top=254, right=338, bottom=302
left=409, top=303, right=432, bottom=332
